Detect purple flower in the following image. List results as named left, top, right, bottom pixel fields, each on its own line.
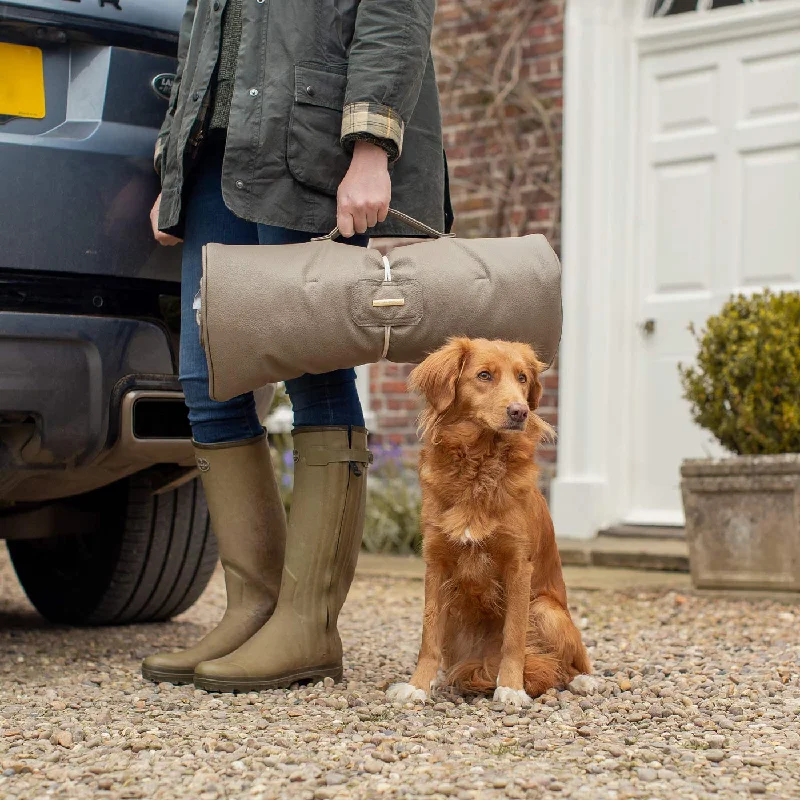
left=371, top=443, right=405, bottom=473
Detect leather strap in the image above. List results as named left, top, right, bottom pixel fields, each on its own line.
left=311, top=208, right=456, bottom=242
left=301, top=447, right=374, bottom=466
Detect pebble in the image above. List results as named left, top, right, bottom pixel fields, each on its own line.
left=55, top=731, right=73, bottom=748
left=567, top=675, right=598, bottom=696
left=0, top=551, right=798, bottom=799
left=533, top=740, right=549, bottom=751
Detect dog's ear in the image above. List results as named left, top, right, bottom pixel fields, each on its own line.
left=523, top=346, right=546, bottom=410
left=409, top=338, right=469, bottom=413
left=529, top=371, right=544, bottom=411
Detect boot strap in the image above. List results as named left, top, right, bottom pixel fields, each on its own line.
left=300, top=447, right=373, bottom=467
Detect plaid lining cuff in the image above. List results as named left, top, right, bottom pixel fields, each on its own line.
left=341, top=102, right=404, bottom=162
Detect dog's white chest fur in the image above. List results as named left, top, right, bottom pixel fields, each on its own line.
left=452, top=524, right=495, bottom=546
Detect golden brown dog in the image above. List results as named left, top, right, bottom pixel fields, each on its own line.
left=387, top=338, right=591, bottom=707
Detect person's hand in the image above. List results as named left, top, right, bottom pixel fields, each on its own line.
left=337, top=140, right=391, bottom=238
left=150, top=193, right=182, bottom=246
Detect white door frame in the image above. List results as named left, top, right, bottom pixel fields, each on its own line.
left=550, top=0, right=800, bottom=540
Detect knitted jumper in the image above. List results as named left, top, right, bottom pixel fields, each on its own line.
left=209, top=0, right=243, bottom=130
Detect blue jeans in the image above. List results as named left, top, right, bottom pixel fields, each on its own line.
left=180, top=141, right=368, bottom=444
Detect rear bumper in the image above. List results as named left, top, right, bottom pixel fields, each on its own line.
left=0, top=311, right=193, bottom=502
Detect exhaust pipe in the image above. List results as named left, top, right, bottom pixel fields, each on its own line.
left=110, top=390, right=195, bottom=466
left=132, top=396, right=192, bottom=440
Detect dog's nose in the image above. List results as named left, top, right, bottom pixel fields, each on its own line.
left=507, top=403, right=529, bottom=424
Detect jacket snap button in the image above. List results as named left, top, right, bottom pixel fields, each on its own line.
left=249, top=88, right=259, bottom=97
left=213, top=1, right=220, bottom=10
left=192, top=92, right=200, bottom=102
left=235, top=180, right=245, bottom=189
left=305, top=85, right=315, bottom=97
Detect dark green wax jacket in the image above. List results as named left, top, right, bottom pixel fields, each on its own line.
left=155, top=0, right=446, bottom=237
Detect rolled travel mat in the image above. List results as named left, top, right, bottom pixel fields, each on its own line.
left=199, top=211, right=562, bottom=402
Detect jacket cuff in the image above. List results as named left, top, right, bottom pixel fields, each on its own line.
left=341, top=102, right=404, bottom=163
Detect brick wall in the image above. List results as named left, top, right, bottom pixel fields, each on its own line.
left=369, top=0, right=565, bottom=497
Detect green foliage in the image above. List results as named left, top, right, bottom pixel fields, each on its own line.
left=270, top=442, right=295, bottom=515
left=678, top=290, right=800, bottom=455
left=361, top=450, right=422, bottom=555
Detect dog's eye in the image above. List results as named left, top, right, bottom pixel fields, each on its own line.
left=477, top=371, right=492, bottom=381
left=518, top=373, right=528, bottom=384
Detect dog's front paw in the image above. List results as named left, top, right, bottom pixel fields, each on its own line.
left=386, top=682, right=429, bottom=703
left=494, top=686, right=532, bottom=707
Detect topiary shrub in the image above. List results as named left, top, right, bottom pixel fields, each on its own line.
left=678, top=290, right=800, bottom=455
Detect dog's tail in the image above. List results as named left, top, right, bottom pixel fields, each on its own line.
left=446, top=650, right=562, bottom=698
left=446, top=657, right=500, bottom=695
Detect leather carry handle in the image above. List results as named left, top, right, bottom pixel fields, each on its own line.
left=311, top=207, right=456, bottom=242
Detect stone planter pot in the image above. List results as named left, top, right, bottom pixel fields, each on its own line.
left=681, top=454, right=800, bottom=591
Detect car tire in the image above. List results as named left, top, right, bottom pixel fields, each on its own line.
left=7, top=473, right=217, bottom=626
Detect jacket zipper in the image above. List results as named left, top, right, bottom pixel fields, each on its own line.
left=188, top=124, right=206, bottom=161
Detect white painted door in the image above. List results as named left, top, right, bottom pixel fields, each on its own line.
left=627, top=18, right=800, bottom=525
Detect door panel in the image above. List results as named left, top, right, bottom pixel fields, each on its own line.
left=739, top=146, right=800, bottom=285
left=653, top=159, right=716, bottom=293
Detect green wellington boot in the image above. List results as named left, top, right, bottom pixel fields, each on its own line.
left=193, top=426, right=371, bottom=692
left=142, top=432, right=286, bottom=684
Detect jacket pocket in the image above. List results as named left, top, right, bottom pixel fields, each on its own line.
left=286, top=64, right=351, bottom=197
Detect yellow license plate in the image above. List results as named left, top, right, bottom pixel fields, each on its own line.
left=0, top=43, right=46, bottom=119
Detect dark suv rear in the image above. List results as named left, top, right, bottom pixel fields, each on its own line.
left=0, top=0, right=222, bottom=625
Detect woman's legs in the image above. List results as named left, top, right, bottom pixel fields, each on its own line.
left=149, top=147, right=374, bottom=689
left=190, top=228, right=372, bottom=692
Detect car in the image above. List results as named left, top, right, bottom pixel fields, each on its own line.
left=0, top=0, right=229, bottom=626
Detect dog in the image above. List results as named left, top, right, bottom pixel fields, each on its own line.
left=386, top=338, right=591, bottom=707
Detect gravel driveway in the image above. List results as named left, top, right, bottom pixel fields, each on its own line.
left=1, top=546, right=798, bottom=800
